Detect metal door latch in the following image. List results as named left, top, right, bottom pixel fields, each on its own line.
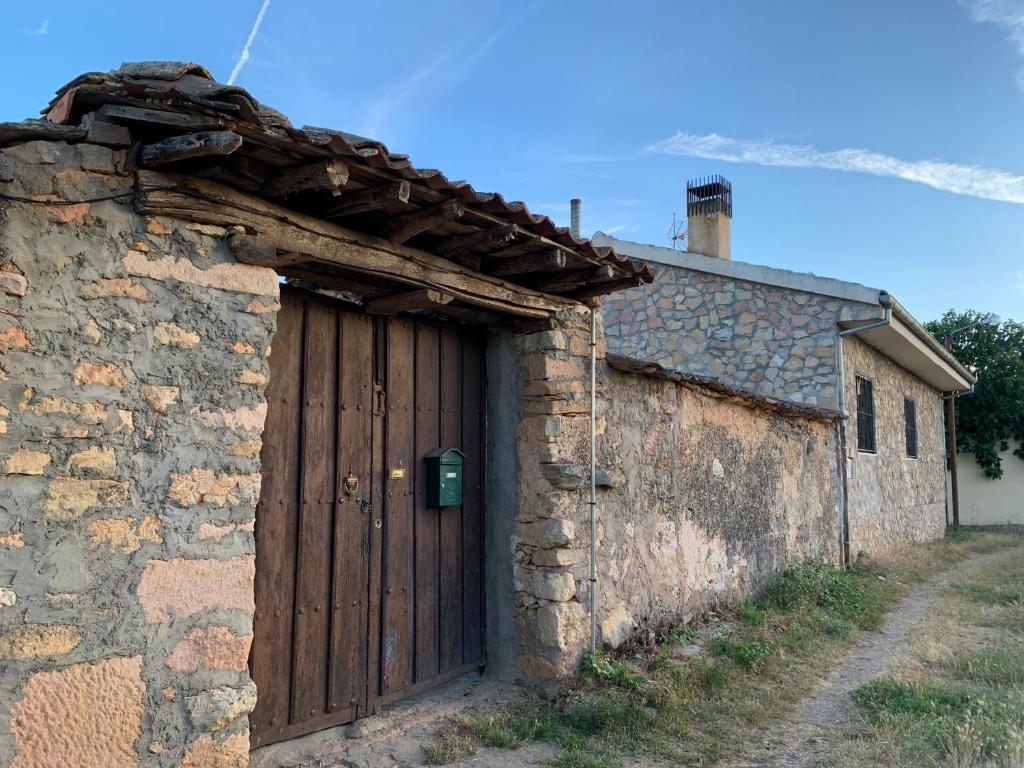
left=343, top=475, right=359, bottom=495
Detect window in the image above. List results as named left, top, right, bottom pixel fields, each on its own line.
left=904, top=397, right=918, bottom=458
left=856, top=376, right=876, bottom=453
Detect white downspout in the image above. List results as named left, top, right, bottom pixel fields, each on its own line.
left=589, top=305, right=598, bottom=653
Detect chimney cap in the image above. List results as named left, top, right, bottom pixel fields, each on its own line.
left=687, top=175, right=732, bottom=218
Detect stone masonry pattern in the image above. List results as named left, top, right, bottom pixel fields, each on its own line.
left=843, top=336, right=948, bottom=555
left=0, top=139, right=278, bottom=767
left=602, top=263, right=881, bottom=409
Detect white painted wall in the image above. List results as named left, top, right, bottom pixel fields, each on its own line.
left=957, top=441, right=1024, bottom=525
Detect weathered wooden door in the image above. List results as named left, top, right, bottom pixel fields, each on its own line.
left=251, top=288, right=485, bottom=748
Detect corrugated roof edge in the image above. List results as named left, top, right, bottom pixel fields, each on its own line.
left=604, top=352, right=843, bottom=423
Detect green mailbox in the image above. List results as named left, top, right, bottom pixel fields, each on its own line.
left=425, top=448, right=465, bottom=507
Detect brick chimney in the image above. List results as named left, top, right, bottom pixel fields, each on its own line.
left=686, top=175, right=732, bottom=259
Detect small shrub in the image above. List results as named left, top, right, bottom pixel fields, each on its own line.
left=712, top=638, right=773, bottom=671
left=824, top=617, right=856, bottom=638
left=580, top=651, right=644, bottom=690
left=695, top=659, right=730, bottom=692
left=738, top=599, right=769, bottom=625
left=423, top=724, right=477, bottom=765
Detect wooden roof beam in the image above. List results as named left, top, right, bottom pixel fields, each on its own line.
left=529, top=265, right=616, bottom=294
left=324, top=180, right=411, bottom=217
left=139, top=130, right=244, bottom=167
left=365, top=288, right=455, bottom=314
left=566, top=276, right=642, bottom=301
left=136, top=171, right=570, bottom=319
left=379, top=199, right=464, bottom=244
left=434, top=223, right=520, bottom=259
left=261, top=158, right=349, bottom=198
left=486, top=248, right=567, bottom=277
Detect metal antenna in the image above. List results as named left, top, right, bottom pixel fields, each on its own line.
left=668, top=211, right=687, bottom=251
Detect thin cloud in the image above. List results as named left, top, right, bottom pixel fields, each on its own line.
left=960, top=0, right=1024, bottom=88
left=648, top=132, right=1024, bottom=205
left=227, top=0, right=271, bottom=86
left=363, top=27, right=505, bottom=138
left=28, top=20, right=48, bottom=35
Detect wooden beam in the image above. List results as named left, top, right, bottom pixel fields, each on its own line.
left=529, top=265, right=616, bottom=293
left=365, top=289, right=455, bottom=314
left=261, top=159, right=349, bottom=198
left=566, top=276, right=641, bottom=301
left=379, top=200, right=464, bottom=244
left=228, top=234, right=313, bottom=268
left=98, top=103, right=224, bottom=131
left=139, top=131, right=243, bottom=167
left=324, top=181, right=411, bottom=217
left=486, top=248, right=567, bottom=277
left=138, top=171, right=570, bottom=318
left=435, top=223, right=519, bottom=259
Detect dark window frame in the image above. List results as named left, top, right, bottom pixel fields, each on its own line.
left=904, top=396, right=918, bottom=459
left=855, top=375, right=876, bottom=453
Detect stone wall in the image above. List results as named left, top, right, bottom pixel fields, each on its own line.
left=0, top=139, right=278, bottom=767
left=591, top=364, right=841, bottom=645
left=843, top=336, right=948, bottom=555
left=602, top=263, right=881, bottom=409
left=510, top=306, right=598, bottom=681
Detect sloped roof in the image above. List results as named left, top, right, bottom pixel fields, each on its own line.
left=13, top=62, right=652, bottom=300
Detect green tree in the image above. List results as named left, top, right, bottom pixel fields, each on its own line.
left=925, top=311, right=1024, bottom=478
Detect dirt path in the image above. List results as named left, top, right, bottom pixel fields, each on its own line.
left=728, top=549, right=1010, bottom=768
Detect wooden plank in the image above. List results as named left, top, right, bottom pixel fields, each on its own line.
left=137, top=171, right=571, bottom=318
left=379, top=200, right=465, bottom=244
left=263, top=159, right=349, bottom=198
left=98, top=103, right=225, bottom=131
left=438, top=329, right=464, bottom=673
left=329, top=310, right=373, bottom=717
left=434, top=223, right=519, bottom=260
left=382, top=318, right=416, bottom=694
left=365, top=319, right=387, bottom=713
left=139, top=130, right=243, bottom=167
left=486, top=248, right=567, bottom=277
left=461, top=334, right=485, bottom=665
left=365, top=289, right=454, bottom=315
left=413, top=323, right=441, bottom=682
left=250, top=291, right=304, bottom=747
left=567, top=276, right=641, bottom=300
left=325, top=181, right=411, bottom=217
left=290, top=300, right=338, bottom=724
left=529, top=265, right=616, bottom=294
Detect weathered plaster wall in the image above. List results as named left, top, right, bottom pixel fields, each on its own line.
left=957, top=442, right=1024, bottom=526
left=591, top=365, right=841, bottom=644
left=0, top=140, right=278, bottom=767
left=602, top=263, right=881, bottom=409
left=843, top=336, right=947, bottom=555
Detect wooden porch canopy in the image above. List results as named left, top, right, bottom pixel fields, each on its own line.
left=32, top=61, right=653, bottom=320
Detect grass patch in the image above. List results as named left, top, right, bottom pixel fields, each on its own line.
left=953, top=583, right=1023, bottom=606
left=423, top=532, right=1021, bottom=766
left=944, top=648, right=1024, bottom=686
left=836, top=534, right=1024, bottom=768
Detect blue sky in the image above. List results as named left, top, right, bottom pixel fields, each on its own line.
left=3, top=0, right=1022, bottom=322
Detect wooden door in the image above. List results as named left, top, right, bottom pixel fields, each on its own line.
left=251, top=288, right=485, bottom=748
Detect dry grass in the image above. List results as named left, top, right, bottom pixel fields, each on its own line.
left=424, top=528, right=1023, bottom=768
left=820, top=529, right=1024, bottom=768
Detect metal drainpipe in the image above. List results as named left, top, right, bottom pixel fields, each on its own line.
left=589, top=305, right=598, bottom=653
left=835, top=291, right=893, bottom=566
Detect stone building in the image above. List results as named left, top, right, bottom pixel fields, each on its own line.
left=596, top=177, right=974, bottom=561
left=0, top=65, right=914, bottom=766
